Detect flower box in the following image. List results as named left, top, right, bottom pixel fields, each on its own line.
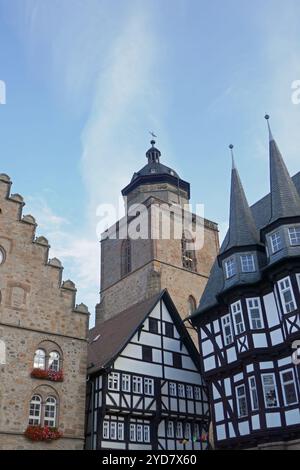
left=24, top=425, right=63, bottom=442
left=31, top=368, right=64, bottom=382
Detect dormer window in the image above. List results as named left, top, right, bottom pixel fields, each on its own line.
left=288, top=226, right=300, bottom=246
left=240, top=254, right=255, bottom=273
left=270, top=231, right=283, bottom=254
left=225, top=257, right=236, bottom=279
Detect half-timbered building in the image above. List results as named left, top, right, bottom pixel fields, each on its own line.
left=85, top=290, right=209, bottom=450
left=190, top=117, right=300, bottom=450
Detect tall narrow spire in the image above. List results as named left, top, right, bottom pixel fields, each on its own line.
left=222, top=147, right=260, bottom=253
left=264, top=115, right=300, bottom=224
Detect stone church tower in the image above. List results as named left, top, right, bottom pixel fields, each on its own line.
left=96, top=140, right=219, bottom=342
left=0, top=174, right=89, bottom=450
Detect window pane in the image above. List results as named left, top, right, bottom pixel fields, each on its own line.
left=33, top=349, right=45, bottom=370
left=29, top=395, right=41, bottom=426
left=289, top=227, right=300, bottom=246
left=263, top=375, right=278, bottom=408
left=44, top=397, right=57, bottom=427
left=49, top=351, right=60, bottom=372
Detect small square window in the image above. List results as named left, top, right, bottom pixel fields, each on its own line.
left=240, top=254, right=255, bottom=273
left=173, top=352, right=182, bottom=369
left=165, top=322, right=174, bottom=338
left=225, top=257, right=236, bottom=279
left=142, top=346, right=153, bottom=362
left=288, top=227, right=300, bottom=246
left=270, top=231, right=283, bottom=254
left=149, top=318, right=159, bottom=334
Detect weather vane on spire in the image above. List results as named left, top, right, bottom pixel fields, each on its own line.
left=149, top=131, right=157, bottom=139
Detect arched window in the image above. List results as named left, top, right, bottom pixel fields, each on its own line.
left=121, top=239, right=132, bottom=277
left=182, top=231, right=197, bottom=272
left=33, top=349, right=46, bottom=370
left=28, top=395, right=42, bottom=426
left=188, top=295, right=197, bottom=314
left=48, top=352, right=60, bottom=372
left=44, top=397, right=57, bottom=427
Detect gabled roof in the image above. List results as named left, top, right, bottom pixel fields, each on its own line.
left=221, top=162, right=260, bottom=254
left=88, top=290, right=200, bottom=375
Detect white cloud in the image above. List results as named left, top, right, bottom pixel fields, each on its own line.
left=11, top=1, right=162, bottom=324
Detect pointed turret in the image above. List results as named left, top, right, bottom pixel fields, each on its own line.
left=222, top=145, right=260, bottom=253
left=265, top=115, right=300, bottom=225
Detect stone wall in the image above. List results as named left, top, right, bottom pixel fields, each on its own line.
left=0, top=174, right=89, bottom=450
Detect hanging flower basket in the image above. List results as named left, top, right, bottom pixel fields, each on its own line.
left=24, top=425, right=63, bottom=442
left=31, top=368, right=64, bottom=382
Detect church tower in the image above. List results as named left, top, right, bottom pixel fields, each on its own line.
left=96, top=140, right=219, bottom=342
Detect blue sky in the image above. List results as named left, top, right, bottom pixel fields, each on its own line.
left=1, top=0, right=300, bottom=324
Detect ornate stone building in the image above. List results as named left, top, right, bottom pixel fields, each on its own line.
left=0, top=174, right=89, bottom=450
left=96, top=140, right=219, bottom=343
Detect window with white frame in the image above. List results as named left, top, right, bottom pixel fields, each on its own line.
left=249, top=377, right=259, bottom=410
left=278, top=277, right=296, bottom=314
left=176, top=422, right=183, bottom=439
left=240, top=254, right=255, bottom=273
left=236, top=385, right=248, bottom=418
left=222, top=314, right=234, bottom=345
left=194, top=423, right=200, bottom=440
left=169, top=382, right=177, bottom=396
left=297, top=274, right=300, bottom=293
left=225, top=257, right=236, bottom=279
left=280, top=369, right=298, bottom=406
left=129, top=424, right=136, bottom=442
left=184, top=423, right=191, bottom=439
left=178, top=384, right=185, bottom=398
left=231, top=301, right=245, bottom=335
left=262, top=374, right=278, bottom=408
left=33, top=349, right=46, bottom=370
left=246, top=298, right=264, bottom=329
left=48, top=351, right=60, bottom=372
left=28, top=395, right=42, bottom=425
left=144, top=425, right=150, bottom=443
left=288, top=226, right=300, bottom=246
left=132, top=376, right=143, bottom=394
left=144, top=378, right=154, bottom=396
left=270, top=231, right=283, bottom=254
left=122, top=374, right=130, bottom=392
left=117, top=422, right=124, bottom=440
left=103, top=421, right=109, bottom=439
left=186, top=385, right=193, bottom=399
left=108, top=372, right=120, bottom=391
left=136, top=424, right=143, bottom=442
left=44, top=397, right=57, bottom=427
left=167, top=421, right=174, bottom=438
left=194, top=386, right=201, bottom=400
left=110, top=422, right=117, bottom=440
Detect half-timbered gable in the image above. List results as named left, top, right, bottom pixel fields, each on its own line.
left=86, top=290, right=209, bottom=450
left=190, top=119, right=300, bottom=450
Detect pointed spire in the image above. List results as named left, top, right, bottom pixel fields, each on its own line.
left=229, top=144, right=235, bottom=169
left=265, top=115, right=300, bottom=224
left=222, top=146, right=260, bottom=253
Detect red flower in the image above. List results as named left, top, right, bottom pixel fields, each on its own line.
left=24, top=425, right=63, bottom=441
left=31, top=368, right=64, bottom=382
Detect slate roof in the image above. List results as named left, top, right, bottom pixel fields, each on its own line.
left=268, top=137, right=300, bottom=224
left=221, top=163, right=260, bottom=254
left=88, top=290, right=201, bottom=375
left=191, top=171, right=300, bottom=317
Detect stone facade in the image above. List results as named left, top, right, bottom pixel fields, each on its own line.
left=0, top=174, right=89, bottom=450
left=96, top=147, right=219, bottom=346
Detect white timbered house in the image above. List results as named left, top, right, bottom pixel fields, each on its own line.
left=85, top=290, right=209, bottom=450
left=190, top=118, right=300, bottom=450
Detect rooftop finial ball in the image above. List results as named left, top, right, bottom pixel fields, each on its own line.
left=265, top=114, right=270, bottom=120
left=229, top=144, right=234, bottom=149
